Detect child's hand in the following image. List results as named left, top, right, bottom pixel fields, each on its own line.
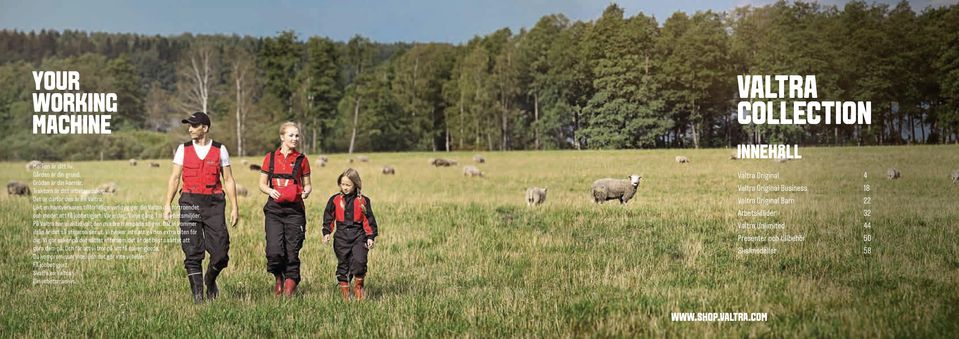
left=268, top=189, right=281, bottom=200
left=366, top=239, right=374, bottom=249
left=323, top=234, right=330, bottom=245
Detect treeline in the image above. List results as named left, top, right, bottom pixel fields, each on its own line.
left=1, top=0, right=958, bottom=161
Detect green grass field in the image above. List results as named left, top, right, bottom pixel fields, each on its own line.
left=2, top=145, right=958, bottom=337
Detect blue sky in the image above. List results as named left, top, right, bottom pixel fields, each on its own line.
left=0, top=0, right=955, bottom=43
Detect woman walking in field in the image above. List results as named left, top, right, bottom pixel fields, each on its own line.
left=258, top=122, right=312, bottom=296
left=322, top=168, right=379, bottom=301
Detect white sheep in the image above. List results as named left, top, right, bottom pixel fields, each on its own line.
left=149, top=162, right=161, bottom=168
left=675, top=156, right=689, bottom=164
left=592, top=175, right=642, bottom=204
left=26, top=160, right=43, bottom=171
left=473, top=155, right=486, bottom=163
left=463, top=166, right=483, bottom=177
left=129, top=158, right=138, bottom=166
left=887, top=168, right=901, bottom=180
left=357, top=155, right=370, bottom=162
left=525, top=187, right=547, bottom=206
left=382, top=166, right=396, bottom=175
left=952, top=168, right=959, bottom=183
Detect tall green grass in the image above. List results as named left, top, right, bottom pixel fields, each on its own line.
left=1, top=145, right=958, bottom=336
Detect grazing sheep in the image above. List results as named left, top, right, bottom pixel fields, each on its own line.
left=430, top=158, right=457, bottom=167
left=357, top=156, right=370, bottom=162
left=887, top=168, right=901, bottom=180
left=592, top=175, right=642, bottom=204
left=149, top=162, right=160, bottom=168
left=129, top=158, right=138, bottom=166
left=97, top=182, right=117, bottom=194
left=952, top=169, right=959, bottom=183
left=525, top=187, right=547, bottom=206
left=473, top=155, right=486, bottom=163
left=315, top=158, right=328, bottom=167
left=250, top=164, right=262, bottom=172
left=7, top=181, right=30, bottom=196
left=382, top=166, right=395, bottom=175
left=240, top=159, right=250, bottom=166
left=236, top=184, right=249, bottom=197
left=729, top=154, right=738, bottom=160
left=463, top=166, right=483, bottom=177
left=675, top=156, right=689, bottom=164
left=348, top=158, right=354, bottom=163
left=26, top=160, right=43, bottom=170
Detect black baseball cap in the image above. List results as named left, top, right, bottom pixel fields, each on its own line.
left=181, top=112, right=211, bottom=127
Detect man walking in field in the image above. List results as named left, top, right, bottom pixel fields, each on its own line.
left=162, top=112, right=239, bottom=304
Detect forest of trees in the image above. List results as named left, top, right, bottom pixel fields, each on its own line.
left=1, top=1, right=958, bottom=161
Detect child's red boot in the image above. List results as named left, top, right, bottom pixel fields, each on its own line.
left=283, top=278, right=297, bottom=297
left=353, top=277, right=365, bottom=301
left=274, top=274, right=283, bottom=297
left=338, top=281, right=351, bottom=301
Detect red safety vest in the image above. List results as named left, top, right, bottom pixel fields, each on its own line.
left=329, top=193, right=373, bottom=236
left=181, top=141, right=223, bottom=195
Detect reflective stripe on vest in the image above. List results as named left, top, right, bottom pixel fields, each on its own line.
left=181, top=141, right=223, bottom=195
left=329, top=193, right=372, bottom=236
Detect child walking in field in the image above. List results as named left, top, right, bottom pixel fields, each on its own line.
left=322, top=168, right=378, bottom=301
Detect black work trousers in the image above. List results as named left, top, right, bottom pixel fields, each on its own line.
left=264, top=199, right=307, bottom=282
left=179, top=192, right=230, bottom=275
left=333, top=226, right=369, bottom=282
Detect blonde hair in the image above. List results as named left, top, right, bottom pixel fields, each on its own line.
left=279, top=122, right=298, bottom=135
left=337, top=168, right=366, bottom=213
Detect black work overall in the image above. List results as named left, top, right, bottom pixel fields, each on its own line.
left=263, top=152, right=307, bottom=282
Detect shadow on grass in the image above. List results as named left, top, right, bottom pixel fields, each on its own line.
left=368, top=276, right=415, bottom=301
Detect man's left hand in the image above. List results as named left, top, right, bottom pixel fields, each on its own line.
left=230, top=207, right=238, bottom=228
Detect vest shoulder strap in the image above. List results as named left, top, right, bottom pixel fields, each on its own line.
left=267, top=153, right=304, bottom=178
left=183, top=141, right=192, bottom=148
left=211, top=141, right=222, bottom=148
left=290, top=154, right=305, bottom=183
left=267, top=151, right=276, bottom=188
